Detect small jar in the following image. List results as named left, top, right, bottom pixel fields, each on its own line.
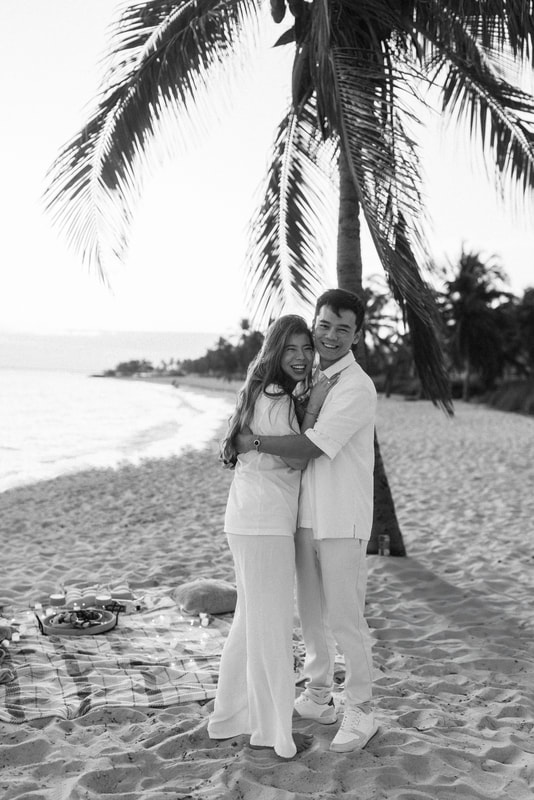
left=49, top=593, right=66, bottom=607
left=95, top=592, right=112, bottom=609
left=378, top=534, right=391, bottom=556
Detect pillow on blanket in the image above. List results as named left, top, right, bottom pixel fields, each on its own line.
left=173, top=579, right=237, bottom=615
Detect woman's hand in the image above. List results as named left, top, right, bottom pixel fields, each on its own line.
left=307, top=372, right=340, bottom=417
left=298, top=372, right=339, bottom=432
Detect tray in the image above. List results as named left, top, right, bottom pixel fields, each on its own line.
left=38, top=607, right=118, bottom=637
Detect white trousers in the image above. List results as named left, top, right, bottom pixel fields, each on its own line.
left=295, top=529, right=373, bottom=708
left=207, top=534, right=297, bottom=759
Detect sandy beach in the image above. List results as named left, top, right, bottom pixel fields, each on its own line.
left=1, top=393, right=533, bottom=800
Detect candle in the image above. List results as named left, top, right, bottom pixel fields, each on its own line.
left=49, top=593, right=66, bottom=606
left=95, top=593, right=111, bottom=608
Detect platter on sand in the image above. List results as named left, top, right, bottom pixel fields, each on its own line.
left=38, top=607, right=118, bottom=636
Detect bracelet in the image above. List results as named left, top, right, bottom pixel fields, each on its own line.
left=304, top=409, right=319, bottom=418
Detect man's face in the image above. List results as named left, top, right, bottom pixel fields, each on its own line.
left=313, top=304, right=359, bottom=369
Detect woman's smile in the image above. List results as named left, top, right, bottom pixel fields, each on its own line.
left=281, top=333, right=314, bottom=382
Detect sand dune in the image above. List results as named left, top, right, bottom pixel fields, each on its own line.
left=1, top=396, right=533, bottom=799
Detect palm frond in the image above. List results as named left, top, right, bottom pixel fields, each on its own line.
left=333, top=45, right=428, bottom=277
left=414, top=2, right=534, bottom=207
left=368, top=209, right=453, bottom=412
left=444, top=0, right=534, bottom=62
left=411, top=0, right=534, bottom=63
left=44, top=0, right=261, bottom=277
left=367, top=210, right=452, bottom=413
left=245, top=101, right=338, bottom=327
left=332, top=43, right=453, bottom=410
left=395, top=216, right=452, bottom=414
left=308, top=0, right=336, bottom=136
left=441, top=65, right=534, bottom=200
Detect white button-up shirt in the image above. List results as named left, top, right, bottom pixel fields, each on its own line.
left=299, top=351, right=376, bottom=540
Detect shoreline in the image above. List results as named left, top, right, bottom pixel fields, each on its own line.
left=99, top=372, right=244, bottom=395
left=0, top=373, right=238, bottom=496
left=105, top=371, right=534, bottom=418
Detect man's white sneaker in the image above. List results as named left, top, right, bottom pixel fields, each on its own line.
left=293, top=693, right=337, bottom=724
left=329, top=707, right=378, bottom=752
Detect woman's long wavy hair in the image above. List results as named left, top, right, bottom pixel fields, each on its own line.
left=221, top=315, right=313, bottom=467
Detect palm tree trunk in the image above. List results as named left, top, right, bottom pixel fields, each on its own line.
left=463, top=356, right=471, bottom=402
left=337, top=152, right=363, bottom=292
left=337, top=151, right=406, bottom=556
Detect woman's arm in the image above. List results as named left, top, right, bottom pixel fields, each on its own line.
left=252, top=389, right=310, bottom=471
left=237, top=373, right=341, bottom=464
left=279, top=374, right=340, bottom=469
left=299, top=373, right=340, bottom=433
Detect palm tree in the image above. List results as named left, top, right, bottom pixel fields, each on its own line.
left=250, top=1, right=534, bottom=383
left=45, top=1, right=534, bottom=555
left=517, top=288, right=534, bottom=373
left=442, top=249, right=513, bottom=400
left=244, top=1, right=534, bottom=553
left=362, top=276, right=402, bottom=373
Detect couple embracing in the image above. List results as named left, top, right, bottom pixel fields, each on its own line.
left=207, top=289, right=378, bottom=759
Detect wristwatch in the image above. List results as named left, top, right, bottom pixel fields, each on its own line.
left=253, top=437, right=261, bottom=452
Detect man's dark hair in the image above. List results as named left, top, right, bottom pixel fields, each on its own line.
left=314, top=289, right=365, bottom=332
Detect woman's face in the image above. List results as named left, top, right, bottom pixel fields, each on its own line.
left=280, top=332, right=314, bottom=384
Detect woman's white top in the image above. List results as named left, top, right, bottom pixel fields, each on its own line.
left=224, top=385, right=301, bottom=536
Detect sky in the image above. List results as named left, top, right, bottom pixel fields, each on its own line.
left=1, top=1, right=533, bottom=338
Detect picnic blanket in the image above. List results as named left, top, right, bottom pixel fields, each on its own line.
left=0, top=590, right=231, bottom=724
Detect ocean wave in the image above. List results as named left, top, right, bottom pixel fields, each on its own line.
left=0, top=370, right=233, bottom=492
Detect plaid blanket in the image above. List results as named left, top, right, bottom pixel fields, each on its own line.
left=0, top=591, right=231, bottom=724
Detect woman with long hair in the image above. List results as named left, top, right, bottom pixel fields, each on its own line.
left=208, top=314, right=333, bottom=759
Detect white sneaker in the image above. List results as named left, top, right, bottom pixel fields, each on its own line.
left=294, top=693, right=337, bottom=724
left=330, top=707, right=378, bottom=752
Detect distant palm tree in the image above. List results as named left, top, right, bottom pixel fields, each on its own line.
left=45, top=1, right=534, bottom=554
left=517, top=288, right=534, bottom=373
left=443, top=249, right=513, bottom=400
left=362, top=276, right=403, bottom=373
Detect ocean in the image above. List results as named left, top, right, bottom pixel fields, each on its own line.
left=0, top=331, right=235, bottom=493
left=0, top=330, right=221, bottom=374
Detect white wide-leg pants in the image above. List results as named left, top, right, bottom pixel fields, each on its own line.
left=207, top=534, right=297, bottom=759
left=295, top=528, right=373, bottom=708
